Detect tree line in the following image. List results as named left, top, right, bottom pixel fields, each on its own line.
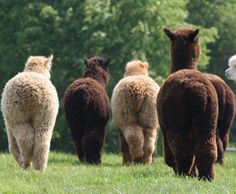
left=0, top=0, right=235, bottom=152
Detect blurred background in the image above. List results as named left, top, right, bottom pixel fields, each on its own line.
left=0, top=0, right=235, bottom=154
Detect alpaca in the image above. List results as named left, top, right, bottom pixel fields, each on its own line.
left=1, top=55, right=59, bottom=170
left=64, top=57, right=110, bottom=164
left=157, top=27, right=219, bottom=180
left=204, top=74, right=235, bottom=164
left=163, top=26, right=235, bottom=163
left=111, top=60, right=160, bottom=165
left=225, top=55, right=236, bottom=81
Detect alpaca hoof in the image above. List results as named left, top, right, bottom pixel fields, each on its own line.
left=21, top=161, right=31, bottom=170
left=143, top=156, right=153, bottom=164
left=134, top=156, right=143, bottom=164
left=198, top=175, right=214, bottom=181
left=216, top=158, right=224, bottom=165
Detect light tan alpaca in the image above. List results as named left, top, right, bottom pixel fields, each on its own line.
left=111, top=60, right=160, bottom=164
left=1, top=55, right=59, bottom=170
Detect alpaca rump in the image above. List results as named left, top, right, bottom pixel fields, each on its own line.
left=111, top=60, right=160, bottom=165
left=205, top=74, right=235, bottom=164
left=158, top=27, right=219, bottom=180
left=64, top=57, right=110, bottom=164
left=1, top=55, right=59, bottom=170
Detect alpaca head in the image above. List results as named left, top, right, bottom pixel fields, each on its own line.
left=124, top=60, right=149, bottom=77
left=24, top=55, right=53, bottom=79
left=164, top=27, right=200, bottom=72
left=225, top=55, right=236, bottom=81
left=83, top=56, right=110, bottom=87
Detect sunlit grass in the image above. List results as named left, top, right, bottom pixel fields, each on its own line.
left=0, top=152, right=235, bottom=194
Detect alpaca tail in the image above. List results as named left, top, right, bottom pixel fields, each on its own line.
left=121, top=124, right=144, bottom=162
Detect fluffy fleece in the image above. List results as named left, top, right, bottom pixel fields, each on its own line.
left=1, top=55, right=59, bottom=170
left=225, top=55, right=236, bottom=81
left=157, top=27, right=218, bottom=180
left=64, top=57, right=110, bottom=164
left=111, top=60, right=160, bottom=165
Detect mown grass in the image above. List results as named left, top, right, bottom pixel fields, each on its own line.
left=0, top=152, right=236, bottom=194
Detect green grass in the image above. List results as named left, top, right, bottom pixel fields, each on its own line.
left=0, top=152, right=236, bottom=194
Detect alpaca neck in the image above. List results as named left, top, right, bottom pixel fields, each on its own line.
left=171, top=57, right=198, bottom=73
left=83, top=74, right=107, bottom=87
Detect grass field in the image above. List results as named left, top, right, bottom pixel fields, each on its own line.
left=0, top=152, right=236, bottom=194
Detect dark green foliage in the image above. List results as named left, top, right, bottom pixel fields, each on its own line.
left=0, top=0, right=229, bottom=152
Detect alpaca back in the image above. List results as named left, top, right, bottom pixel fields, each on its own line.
left=1, top=72, right=58, bottom=124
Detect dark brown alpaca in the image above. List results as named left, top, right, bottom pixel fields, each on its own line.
left=64, top=57, right=110, bottom=164
left=164, top=27, right=235, bottom=165
left=157, top=27, right=218, bottom=180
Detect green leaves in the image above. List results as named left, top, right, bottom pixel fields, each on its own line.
left=0, top=0, right=222, bottom=151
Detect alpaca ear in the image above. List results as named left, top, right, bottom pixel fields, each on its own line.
left=102, top=57, right=111, bottom=69
left=189, top=29, right=199, bottom=42
left=84, top=57, right=89, bottom=67
left=26, top=56, right=33, bottom=63
left=163, top=27, right=175, bottom=42
left=139, top=61, right=149, bottom=69
left=144, top=61, right=149, bottom=68
left=45, top=54, right=53, bottom=69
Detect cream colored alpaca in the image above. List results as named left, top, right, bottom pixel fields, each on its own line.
left=111, top=60, right=160, bottom=164
left=1, top=55, right=59, bottom=170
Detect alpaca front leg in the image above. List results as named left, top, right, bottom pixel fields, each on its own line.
left=32, top=129, right=52, bottom=170
left=143, top=128, right=157, bottom=164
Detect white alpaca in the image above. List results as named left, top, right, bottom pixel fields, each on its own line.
left=225, top=55, right=236, bottom=81
left=1, top=55, right=59, bottom=170
left=111, top=60, right=160, bottom=164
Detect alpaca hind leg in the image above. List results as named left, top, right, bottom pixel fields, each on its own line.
left=168, top=132, right=195, bottom=176
left=7, top=129, right=21, bottom=165
left=217, top=101, right=235, bottom=164
left=161, top=128, right=175, bottom=168
left=14, top=123, right=34, bottom=169
left=122, top=125, right=144, bottom=163
left=74, top=139, right=84, bottom=162
left=143, top=128, right=157, bottom=164
left=32, top=127, right=52, bottom=170
left=195, top=134, right=217, bottom=181
left=216, top=131, right=224, bottom=164
left=119, top=130, right=132, bottom=165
